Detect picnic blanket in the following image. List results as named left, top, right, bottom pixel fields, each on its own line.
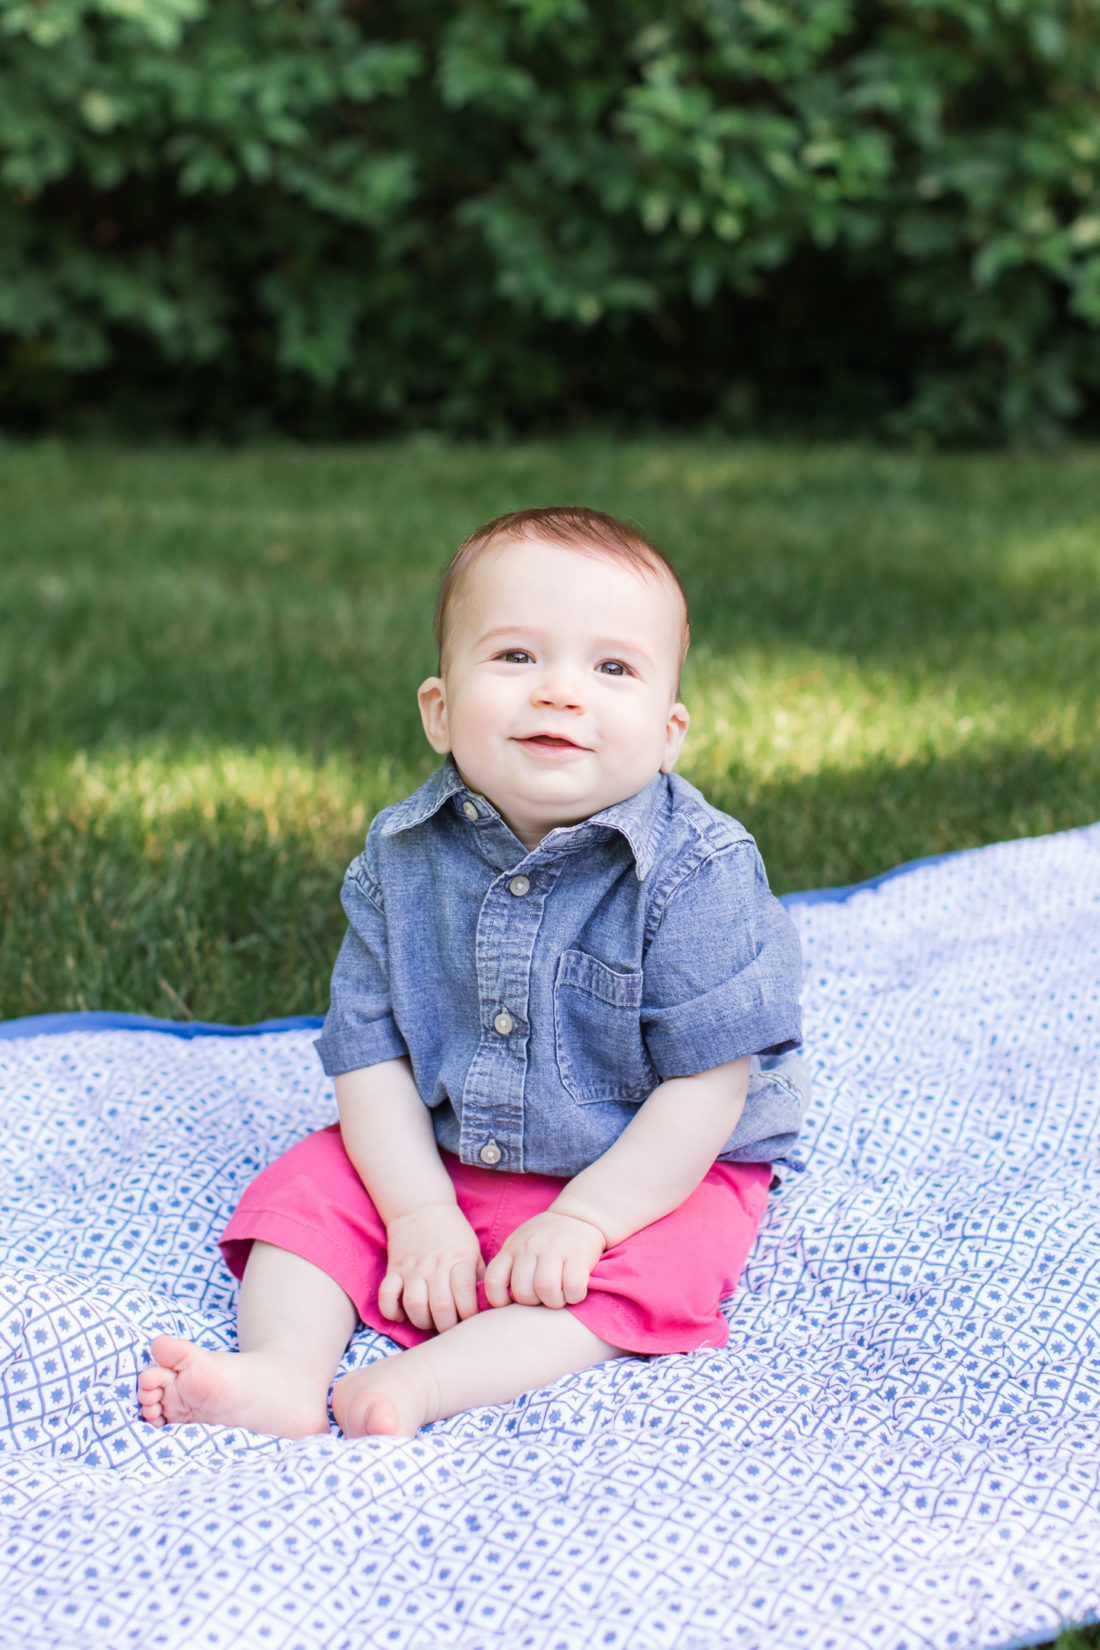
left=1, top=821, right=1098, bottom=1650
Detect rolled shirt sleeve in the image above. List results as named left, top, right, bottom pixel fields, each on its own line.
left=313, top=856, right=408, bottom=1078
left=642, top=841, right=803, bottom=1079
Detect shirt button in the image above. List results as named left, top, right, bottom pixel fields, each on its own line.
left=479, top=1139, right=503, bottom=1166
left=493, top=1008, right=514, bottom=1036
left=508, top=875, right=530, bottom=897
left=462, top=800, right=479, bottom=821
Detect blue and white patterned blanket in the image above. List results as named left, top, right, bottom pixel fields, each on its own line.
left=1, top=823, right=1099, bottom=1650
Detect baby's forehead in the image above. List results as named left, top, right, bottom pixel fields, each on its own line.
left=438, top=531, right=690, bottom=671
left=460, top=535, right=682, bottom=617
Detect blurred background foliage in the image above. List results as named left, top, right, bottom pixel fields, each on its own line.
left=2, top=0, right=1100, bottom=444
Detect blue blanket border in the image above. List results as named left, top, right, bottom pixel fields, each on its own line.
left=0, top=846, right=959, bottom=1043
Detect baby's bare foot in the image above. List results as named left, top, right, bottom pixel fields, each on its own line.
left=138, top=1334, right=329, bottom=1439
left=332, top=1354, right=439, bottom=1438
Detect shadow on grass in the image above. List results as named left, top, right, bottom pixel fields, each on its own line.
left=3, top=439, right=1097, bottom=1020
left=3, top=439, right=1098, bottom=760
left=1057, top=1626, right=1100, bottom=1650
left=710, top=739, right=1097, bottom=895
left=2, top=736, right=1092, bottom=1023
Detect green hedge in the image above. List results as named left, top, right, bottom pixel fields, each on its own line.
left=2, top=0, right=1099, bottom=440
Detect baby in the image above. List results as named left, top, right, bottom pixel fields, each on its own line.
left=139, top=505, right=808, bottom=1439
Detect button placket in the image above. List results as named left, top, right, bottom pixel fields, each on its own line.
left=458, top=852, right=560, bottom=1173
left=490, top=876, right=529, bottom=1038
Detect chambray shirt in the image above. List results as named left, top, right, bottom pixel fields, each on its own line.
left=315, top=760, right=809, bottom=1178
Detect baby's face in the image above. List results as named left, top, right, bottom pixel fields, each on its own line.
left=418, top=536, right=689, bottom=850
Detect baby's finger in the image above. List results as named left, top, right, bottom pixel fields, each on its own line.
left=483, top=1250, right=513, bottom=1308
left=533, top=1253, right=566, bottom=1310
left=451, top=1260, right=480, bottom=1321
left=425, top=1267, right=461, bottom=1333
left=562, top=1256, right=591, bottom=1306
left=402, top=1275, right=433, bottom=1332
left=507, top=1251, right=540, bottom=1307
left=428, top=1277, right=459, bottom=1335
left=378, top=1270, right=406, bottom=1324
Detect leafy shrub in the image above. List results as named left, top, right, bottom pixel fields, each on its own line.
left=2, top=0, right=1099, bottom=441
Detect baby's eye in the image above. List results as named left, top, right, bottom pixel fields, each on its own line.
left=597, top=659, right=630, bottom=677
left=498, top=649, right=533, bottom=664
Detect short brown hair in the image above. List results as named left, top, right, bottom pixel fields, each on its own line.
left=434, top=505, right=691, bottom=671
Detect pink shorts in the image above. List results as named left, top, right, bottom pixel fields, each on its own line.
left=219, top=1125, right=771, bottom=1355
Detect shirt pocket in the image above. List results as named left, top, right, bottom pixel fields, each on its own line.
left=553, top=949, right=658, bottom=1105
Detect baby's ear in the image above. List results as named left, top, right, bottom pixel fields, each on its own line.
left=417, top=677, right=451, bottom=753
left=660, top=701, right=690, bottom=773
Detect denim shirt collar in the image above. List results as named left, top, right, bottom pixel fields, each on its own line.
left=379, top=758, right=666, bottom=879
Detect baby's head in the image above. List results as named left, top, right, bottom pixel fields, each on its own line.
left=418, top=507, right=692, bottom=850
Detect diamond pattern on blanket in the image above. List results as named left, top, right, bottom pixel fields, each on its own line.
left=1, top=821, right=1098, bottom=1650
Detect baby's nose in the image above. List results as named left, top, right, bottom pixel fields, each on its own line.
left=533, top=665, right=584, bottom=709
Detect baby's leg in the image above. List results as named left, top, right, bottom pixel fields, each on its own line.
left=138, top=1241, right=358, bottom=1438
left=332, top=1304, right=624, bottom=1437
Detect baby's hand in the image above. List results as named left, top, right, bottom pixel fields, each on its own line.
left=483, top=1211, right=606, bottom=1310
left=380, top=1204, right=485, bottom=1334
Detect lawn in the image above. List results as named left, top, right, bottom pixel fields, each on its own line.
left=2, top=436, right=1098, bottom=1025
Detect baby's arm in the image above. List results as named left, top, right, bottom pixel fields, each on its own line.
left=483, top=1056, right=750, bottom=1310
left=337, top=1059, right=484, bottom=1333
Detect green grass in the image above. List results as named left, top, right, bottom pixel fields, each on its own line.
left=2, top=436, right=1098, bottom=1025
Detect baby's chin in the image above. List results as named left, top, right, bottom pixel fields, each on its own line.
left=507, top=778, right=664, bottom=840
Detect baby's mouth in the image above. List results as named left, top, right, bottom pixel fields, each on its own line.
left=519, top=734, right=586, bottom=751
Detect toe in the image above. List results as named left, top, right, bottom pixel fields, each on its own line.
left=137, top=1363, right=168, bottom=1425
left=360, top=1397, right=402, bottom=1437
left=137, top=1381, right=166, bottom=1425
left=150, top=1333, right=192, bottom=1370
left=333, top=1380, right=407, bottom=1438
